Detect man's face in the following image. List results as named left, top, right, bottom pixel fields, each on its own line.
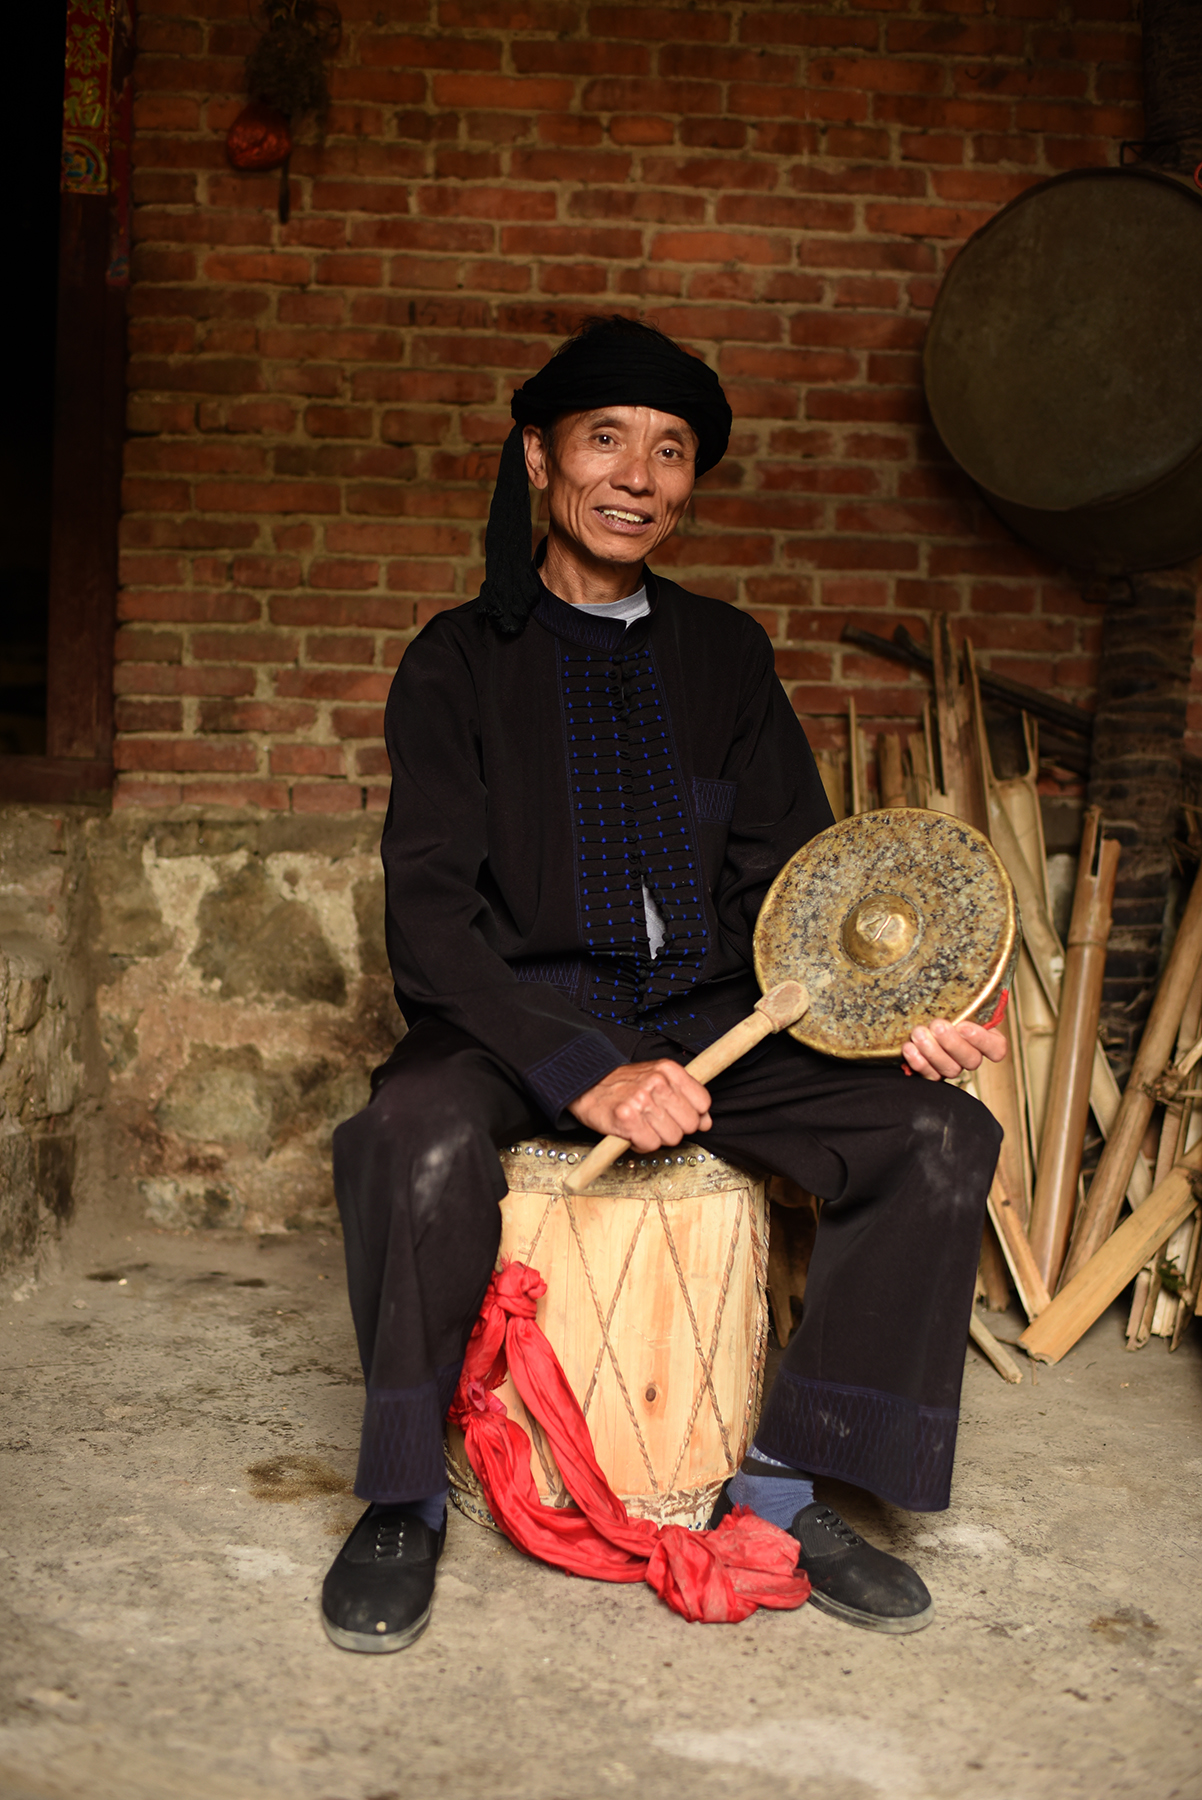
left=524, top=405, right=698, bottom=576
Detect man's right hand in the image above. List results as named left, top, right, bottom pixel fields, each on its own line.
left=567, top=1060, right=712, bottom=1152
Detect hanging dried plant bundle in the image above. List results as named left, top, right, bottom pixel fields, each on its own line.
left=227, top=0, right=342, bottom=219
left=245, top=0, right=342, bottom=124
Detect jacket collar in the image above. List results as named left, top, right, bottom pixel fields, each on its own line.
left=532, top=565, right=660, bottom=652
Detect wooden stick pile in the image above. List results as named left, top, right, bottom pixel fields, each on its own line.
left=844, top=618, right=1202, bottom=1376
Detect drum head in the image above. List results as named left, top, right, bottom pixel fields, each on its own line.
left=754, top=809, right=1018, bottom=1060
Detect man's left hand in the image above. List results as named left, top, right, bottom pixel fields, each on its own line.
left=901, top=1018, right=1008, bottom=1082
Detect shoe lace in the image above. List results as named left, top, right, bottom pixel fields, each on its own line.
left=372, top=1519, right=406, bottom=1561
left=811, top=1505, right=863, bottom=1549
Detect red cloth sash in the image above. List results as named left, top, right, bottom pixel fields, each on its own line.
left=447, top=1260, right=811, bottom=1624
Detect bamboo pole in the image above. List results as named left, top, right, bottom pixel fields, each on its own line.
left=970, top=729, right=1148, bottom=1208
left=969, top=1309, right=1025, bottom=1383
left=991, top=789, right=1148, bottom=1207
left=1129, top=1261, right=1162, bottom=1350
left=1168, top=1210, right=1201, bottom=1349
left=987, top=1182, right=1051, bottom=1319
left=1013, top=946, right=1057, bottom=1169
left=962, top=644, right=1034, bottom=1231
left=1027, top=808, right=1120, bottom=1290
left=976, top=1208, right=1012, bottom=1312
left=1129, top=958, right=1202, bottom=1344
left=1154, top=1212, right=1197, bottom=1337
left=815, top=749, right=847, bottom=822
left=878, top=732, right=907, bottom=808
left=995, top=715, right=1054, bottom=917
left=1014, top=974, right=1055, bottom=1176
left=932, top=615, right=969, bottom=825
left=848, top=698, right=865, bottom=816
left=1019, top=1144, right=1202, bottom=1364
left=1060, top=857, right=1202, bottom=1286
left=925, top=627, right=1028, bottom=1301
left=987, top=799, right=1066, bottom=1013
left=1125, top=1268, right=1152, bottom=1350
left=766, top=1216, right=794, bottom=1348
left=998, top=725, right=1055, bottom=1166
left=989, top=771, right=1148, bottom=1204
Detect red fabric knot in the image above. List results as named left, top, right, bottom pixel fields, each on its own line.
left=462, top=1377, right=506, bottom=1418
left=450, top=1258, right=811, bottom=1626
left=491, top=1258, right=547, bottom=1316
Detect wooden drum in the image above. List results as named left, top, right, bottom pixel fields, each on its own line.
left=446, top=1138, right=768, bottom=1531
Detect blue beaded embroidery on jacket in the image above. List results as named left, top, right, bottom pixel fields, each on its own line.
left=559, top=639, right=708, bottom=1023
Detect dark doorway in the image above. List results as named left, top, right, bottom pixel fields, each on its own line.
left=2, top=6, right=68, bottom=758
left=0, top=1, right=131, bottom=805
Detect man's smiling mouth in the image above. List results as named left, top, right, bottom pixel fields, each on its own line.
left=597, top=507, right=652, bottom=524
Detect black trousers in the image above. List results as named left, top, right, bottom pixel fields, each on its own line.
left=332, top=1017, right=1002, bottom=1514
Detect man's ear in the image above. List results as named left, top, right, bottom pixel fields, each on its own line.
left=523, top=424, right=550, bottom=491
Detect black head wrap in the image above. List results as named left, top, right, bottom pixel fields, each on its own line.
left=474, top=315, right=733, bottom=636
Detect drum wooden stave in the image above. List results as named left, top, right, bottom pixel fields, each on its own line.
left=446, top=1138, right=768, bottom=1531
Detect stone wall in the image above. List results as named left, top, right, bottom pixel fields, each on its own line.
left=89, top=810, right=399, bottom=1235
left=0, top=801, right=398, bottom=1272
left=0, top=811, right=91, bottom=1273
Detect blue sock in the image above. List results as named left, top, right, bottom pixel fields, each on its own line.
left=728, top=1446, right=814, bottom=1529
left=370, top=1490, right=446, bottom=1533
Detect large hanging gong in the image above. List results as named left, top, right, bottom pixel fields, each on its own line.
left=754, top=810, right=1018, bottom=1061
left=923, top=167, right=1202, bottom=574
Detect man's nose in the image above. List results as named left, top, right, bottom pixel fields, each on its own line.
left=612, top=448, right=655, bottom=492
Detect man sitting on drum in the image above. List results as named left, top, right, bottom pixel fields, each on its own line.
left=323, top=316, right=1007, bottom=1654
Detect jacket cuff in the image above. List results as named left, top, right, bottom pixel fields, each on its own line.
left=524, top=1031, right=627, bottom=1128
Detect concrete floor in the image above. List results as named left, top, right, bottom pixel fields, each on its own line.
left=2, top=1205, right=1201, bottom=1800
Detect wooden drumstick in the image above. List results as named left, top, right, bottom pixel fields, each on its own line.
left=564, top=980, right=810, bottom=1194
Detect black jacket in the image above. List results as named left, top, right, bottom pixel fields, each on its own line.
left=381, top=571, right=833, bottom=1124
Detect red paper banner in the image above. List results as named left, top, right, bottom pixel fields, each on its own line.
left=62, top=0, right=114, bottom=195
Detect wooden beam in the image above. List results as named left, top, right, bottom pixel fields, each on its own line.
left=0, top=754, right=113, bottom=806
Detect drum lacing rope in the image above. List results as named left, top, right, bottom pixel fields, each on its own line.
left=743, top=1192, right=770, bottom=1443
left=660, top=1190, right=741, bottom=1487
left=564, top=1190, right=660, bottom=1492
left=512, top=1180, right=655, bottom=1478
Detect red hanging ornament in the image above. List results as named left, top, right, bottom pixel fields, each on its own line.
left=226, top=99, right=292, bottom=172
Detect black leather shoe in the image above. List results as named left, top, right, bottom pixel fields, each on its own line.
left=321, top=1505, right=446, bottom=1653
left=789, top=1501, right=934, bottom=1634
left=707, top=1485, right=934, bottom=1634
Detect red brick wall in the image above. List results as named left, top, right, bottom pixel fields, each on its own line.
left=120, top=0, right=1144, bottom=812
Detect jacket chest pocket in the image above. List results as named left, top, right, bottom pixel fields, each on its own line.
left=691, top=777, right=737, bottom=825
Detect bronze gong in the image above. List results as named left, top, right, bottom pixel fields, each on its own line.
left=754, top=809, right=1019, bottom=1061
left=568, top=808, right=1018, bottom=1190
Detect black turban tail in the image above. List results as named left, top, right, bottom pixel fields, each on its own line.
left=474, top=316, right=733, bottom=636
